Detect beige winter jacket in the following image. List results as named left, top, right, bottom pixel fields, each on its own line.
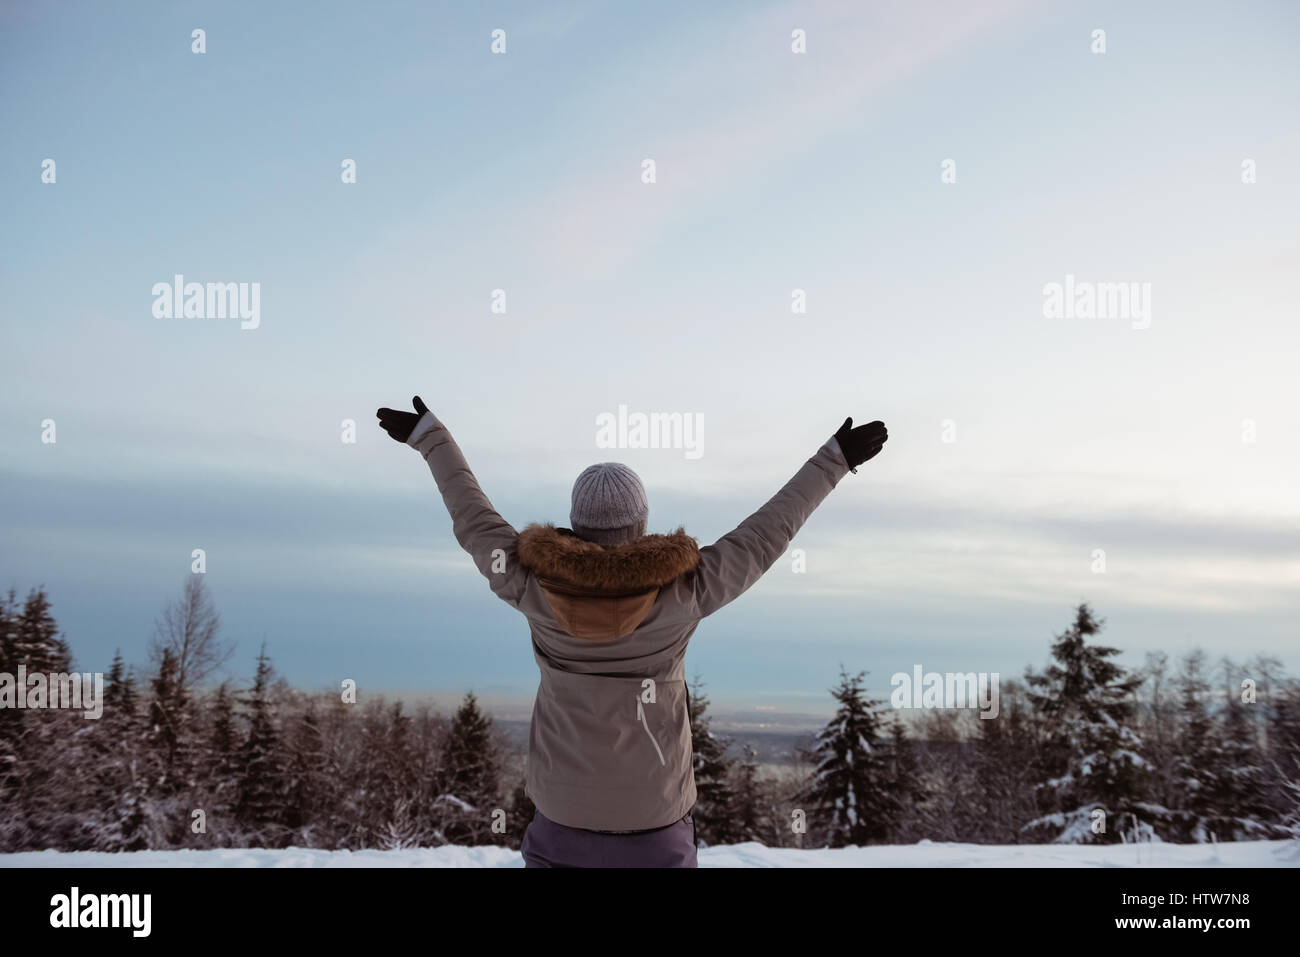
left=407, top=412, right=851, bottom=831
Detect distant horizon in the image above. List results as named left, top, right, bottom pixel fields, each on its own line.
left=25, top=582, right=1290, bottom=725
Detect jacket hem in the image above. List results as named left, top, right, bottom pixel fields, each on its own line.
left=527, top=780, right=697, bottom=834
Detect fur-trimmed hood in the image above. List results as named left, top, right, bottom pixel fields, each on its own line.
left=517, top=524, right=700, bottom=594
left=516, top=524, right=700, bottom=640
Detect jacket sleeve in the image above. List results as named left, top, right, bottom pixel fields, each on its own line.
left=405, top=411, right=528, bottom=608
left=690, top=437, right=851, bottom=618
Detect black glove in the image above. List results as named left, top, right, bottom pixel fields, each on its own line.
left=376, top=396, right=430, bottom=443
left=834, top=417, right=888, bottom=472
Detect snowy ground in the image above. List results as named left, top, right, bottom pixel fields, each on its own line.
left=2, top=840, right=1296, bottom=868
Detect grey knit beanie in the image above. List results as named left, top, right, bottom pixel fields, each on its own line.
left=570, top=462, right=649, bottom=547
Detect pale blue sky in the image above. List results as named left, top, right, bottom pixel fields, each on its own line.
left=2, top=0, right=1297, bottom=715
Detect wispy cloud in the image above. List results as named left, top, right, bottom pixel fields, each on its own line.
left=534, top=0, right=1031, bottom=274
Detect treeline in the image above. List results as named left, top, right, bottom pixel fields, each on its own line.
left=2, top=581, right=1299, bottom=853
left=0, top=579, right=529, bottom=852
left=762, top=605, right=1300, bottom=848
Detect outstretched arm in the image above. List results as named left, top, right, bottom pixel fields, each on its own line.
left=690, top=417, right=887, bottom=618
left=377, top=397, right=528, bottom=608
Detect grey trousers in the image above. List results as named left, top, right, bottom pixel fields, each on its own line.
left=521, top=809, right=698, bottom=868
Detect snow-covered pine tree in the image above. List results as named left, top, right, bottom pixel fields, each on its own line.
left=0, top=591, right=150, bottom=852
left=1206, top=658, right=1272, bottom=838
left=1266, top=679, right=1300, bottom=837
left=283, top=703, right=333, bottom=845
left=687, top=675, right=738, bottom=846
left=798, top=667, right=892, bottom=847
left=407, top=703, right=446, bottom=847
left=0, top=590, right=67, bottom=849
left=344, top=698, right=406, bottom=848
left=882, top=714, right=925, bottom=843
left=970, top=678, right=1040, bottom=843
left=1169, top=649, right=1216, bottom=839
left=104, top=649, right=139, bottom=718
left=730, top=744, right=767, bottom=844
left=1135, top=651, right=1181, bottom=812
left=235, top=645, right=288, bottom=846
left=86, top=649, right=150, bottom=851
left=147, top=646, right=193, bottom=794
left=208, top=682, right=240, bottom=781
left=313, top=697, right=366, bottom=849
left=1024, top=603, right=1152, bottom=843
left=0, top=586, right=74, bottom=792
left=374, top=701, right=425, bottom=847
left=379, top=797, right=425, bottom=850
left=902, top=710, right=979, bottom=843
left=7, top=587, right=72, bottom=673
left=0, top=589, right=14, bottom=666
left=188, top=680, right=244, bottom=845
left=433, top=692, right=500, bottom=845
left=86, top=718, right=152, bottom=852
left=0, top=591, right=22, bottom=813
left=1137, top=651, right=1271, bottom=842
